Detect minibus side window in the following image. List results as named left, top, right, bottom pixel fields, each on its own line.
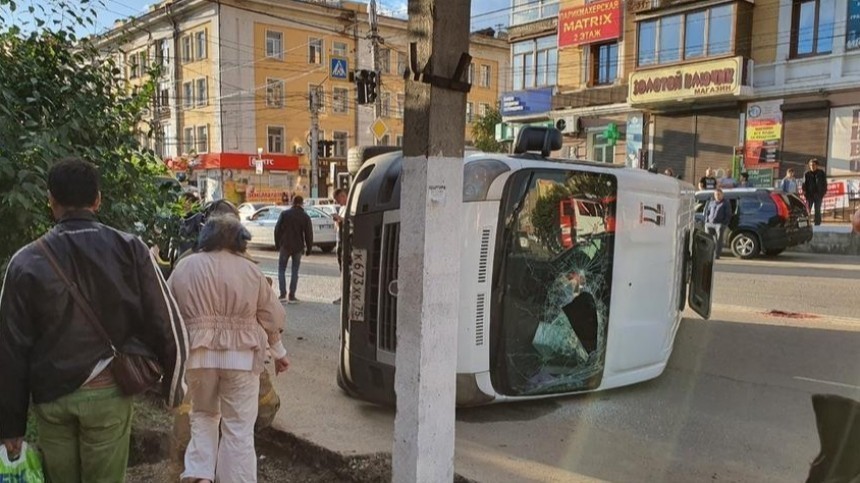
left=494, top=169, right=618, bottom=397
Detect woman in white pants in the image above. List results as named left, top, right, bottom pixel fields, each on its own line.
left=168, top=215, right=290, bottom=483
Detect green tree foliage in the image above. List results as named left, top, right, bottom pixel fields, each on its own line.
left=470, top=105, right=507, bottom=153
left=0, top=0, right=182, bottom=271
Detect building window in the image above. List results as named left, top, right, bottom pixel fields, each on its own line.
left=591, top=42, right=618, bottom=85
left=195, top=31, right=207, bottom=60
left=479, top=103, right=489, bottom=117
left=159, top=88, right=170, bottom=109
left=183, top=81, right=193, bottom=108
left=333, top=87, right=349, bottom=113
left=379, top=48, right=391, bottom=74
left=381, top=92, right=391, bottom=118
left=183, top=127, right=195, bottom=154
left=129, top=52, right=140, bottom=78
left=267, top=78, right=284, bottom=108
left=308, top=85, right=325, bottom=112
left=589, top=130, right=615, bottom=164
left=396, top=93, right=404, bottom=118
left=195, top=78, right=207, bottom=107
left=196, top=125, right=208, bottom=154
left=467, top=63, right=475, bottom=84
left=480, top=65, right=491, bottom=87
left=512, top=35, right=557, bottom=91
left=333, top=41, right=348, bottom=57
left=791, top=0, right=835, bottom=57
left=267, top=126, right=284, bottom=153
left=512, top=0, right=559, bottom=26
left=156, top=39, right=169, bottom=67
left=397, top=52, right=406, bottom=75
left=637, top=5, right=734, bottom=66
left=309, top=38, right=324, bottom=64
left=379, top=134, right=390, bottom=146
left=466, top=102, right=474, bottom=123
left=396, top=135, right=403, bottom=147
left=333, top=131, right=348, bottom=157
left=181, top=36, right=192, bottom=63
left=266, top=31, right=283, bottom=60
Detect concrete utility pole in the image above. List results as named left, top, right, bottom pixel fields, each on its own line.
left=393, top=0, right=471, bottom=480
left=368, top=0, right=382, bottom=128
left=310, top=88, right=320, bottom=198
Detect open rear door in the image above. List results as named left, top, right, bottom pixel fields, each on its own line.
left=688, top=229, right=716, bottom=319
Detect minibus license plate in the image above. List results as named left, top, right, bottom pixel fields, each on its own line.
left=350, top=248, right=368, bottom=321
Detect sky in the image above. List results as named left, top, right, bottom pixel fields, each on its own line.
left=6, top=0, right=512, bottom=36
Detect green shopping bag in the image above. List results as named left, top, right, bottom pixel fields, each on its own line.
left=0, top=442, right=45, bottom=483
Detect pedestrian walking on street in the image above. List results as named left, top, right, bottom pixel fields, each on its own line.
left=781, top=168, right=799, bottom=194
left=699, top=167, right=718, bottom=190
left=739, top=172, right=751, bottom=187
left=705, top=188, right=732, bottom=259
left=0, top=158, right=188, bottom=482
left=332, top=188, right=348, bottom=305
left=168, top=215, right=289, bottom=483
left=803, top=158, right=828, bottom=226
left=274, top=196, right=313, bottom=303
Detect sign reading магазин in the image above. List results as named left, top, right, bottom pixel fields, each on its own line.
left=500, top=88, right=553, bottom=117
left=628, top=57, right=743, bottom=105
left=558, top=0, right=622, bottom=48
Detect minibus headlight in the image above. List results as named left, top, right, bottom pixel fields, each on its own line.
left=463, top=159, right=510, bottom=202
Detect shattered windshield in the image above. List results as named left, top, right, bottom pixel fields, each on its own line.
left=494, top=169, right=617, bottom=396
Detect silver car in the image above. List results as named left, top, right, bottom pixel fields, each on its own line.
left=242, top=206, right=337, bottom=253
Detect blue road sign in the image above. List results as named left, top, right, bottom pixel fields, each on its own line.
left=331, top=58, right=348, bottom=79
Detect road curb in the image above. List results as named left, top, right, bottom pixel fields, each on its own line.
left=257, top=427, right=477, bottom=482
left=706, top=303, right=860, bottom=327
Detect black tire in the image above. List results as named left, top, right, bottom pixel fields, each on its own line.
left=731, top=232, right=761, bottom=259
left=764, top=248, right=785, bottom=257
left=319, top=243, right=336, bottom=254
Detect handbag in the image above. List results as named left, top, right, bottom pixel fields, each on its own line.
left=0, top=442, right=44, bottom=483
left=37, top=238, right=163, bottom=396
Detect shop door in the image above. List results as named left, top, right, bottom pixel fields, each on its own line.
left=653, top=114, right=695, bottom=178
left=695, top=110, right=739, bottom=181
left=781, top=109, right=829, bottom=177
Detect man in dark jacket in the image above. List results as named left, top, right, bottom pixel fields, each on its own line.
left=274, top=195, right=313, bottom=303
left=0, top=158, right=188, bottom=482
left=705, top=188, right=732, bottom=259
left=803, top=158, right=828, bottom=226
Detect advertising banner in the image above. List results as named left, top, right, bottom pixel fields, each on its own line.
left=626, top=113, right=644, bottom=168
left=500, top=88, right=554, bottom=117
left=848, top=0, right=860, bottom=50
left=558, top=0, right=622, bottom=48
left=628, top=57, right=743, bottom=106
left=744, top=100, right=783, bottom=168
left=828, top=105, right=860, bottom=175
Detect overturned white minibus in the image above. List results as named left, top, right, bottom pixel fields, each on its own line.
left=337, top=127, right=716, bottom=406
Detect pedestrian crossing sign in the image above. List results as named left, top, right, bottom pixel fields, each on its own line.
left=331, top=58, right=348, bottom=80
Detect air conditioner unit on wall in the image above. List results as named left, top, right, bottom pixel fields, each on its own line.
left=555, top=116, right=580, bottom=134
left=293, top=145, right=306, bottom=155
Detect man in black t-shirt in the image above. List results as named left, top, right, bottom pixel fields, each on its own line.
left=699, top=168, right=718, bottom=190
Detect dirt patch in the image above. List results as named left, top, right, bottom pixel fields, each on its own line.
left=763, top=310, right=820, bottom=320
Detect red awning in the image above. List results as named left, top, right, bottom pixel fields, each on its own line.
left=196, top=153, right=300, bottom=171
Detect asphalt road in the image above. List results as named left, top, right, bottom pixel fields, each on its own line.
left=250, top=247, right=860, bottom=482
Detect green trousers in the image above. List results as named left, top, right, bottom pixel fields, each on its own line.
left=33, top=386, right=134, bottom=483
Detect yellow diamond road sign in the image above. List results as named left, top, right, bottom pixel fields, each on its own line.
left=370, top=118, right=388, bottom=140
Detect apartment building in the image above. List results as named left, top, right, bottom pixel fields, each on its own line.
left=101, top=0, right=508, bottom=202
left=502, top=0, right=860, bottom=187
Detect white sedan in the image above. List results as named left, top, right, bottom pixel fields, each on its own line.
left=242, top=206, right=337, bottom=253
left=238, top=202, right=272, bottom=221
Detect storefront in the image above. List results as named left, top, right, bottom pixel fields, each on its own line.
left=187, top=152, right=300, bottom=204
left=629, top=56, right=753, bottom=183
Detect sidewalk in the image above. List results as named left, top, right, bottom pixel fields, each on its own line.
left=265, top=302, right=860, bottom=482
left=788, top=223, right=859, bottom=255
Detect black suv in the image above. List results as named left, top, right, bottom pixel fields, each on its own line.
left=695, top=188, right=813, bottom=259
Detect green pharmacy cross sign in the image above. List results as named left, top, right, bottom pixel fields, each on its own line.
left=603, top=123, right=620, bottom=146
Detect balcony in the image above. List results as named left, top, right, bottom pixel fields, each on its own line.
left=552, top=84, right=627, bottom=110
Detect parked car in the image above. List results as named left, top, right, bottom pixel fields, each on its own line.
left=314, top=204, right=342, bottom=217
left=695, top=188, right=813, bottom=259
left=238, top=202, right=272, bottom=221
left=242, top=206, right=337, bottom=252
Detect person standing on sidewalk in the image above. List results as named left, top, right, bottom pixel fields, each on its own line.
left=274, top=196, right=313, bottom=304
left=705, top=188, right=732, bottom=259
left=332, top=188, right=348, bottom=305
left=0, top=158, right=188, bottom=482
left=781, top=168, right=799, bottom=194
left=803, top=158, right=828, bottom=226
left=168, top=215, right=290, bottom=483
left=699, top=168, right=718, bottom=190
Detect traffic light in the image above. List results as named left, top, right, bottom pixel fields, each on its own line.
left=365, top=71, right=378, bottom=103
left=356, top=70, right=368, bottom=105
